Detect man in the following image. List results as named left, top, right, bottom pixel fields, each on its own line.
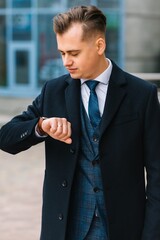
left=0, top=5, right=160, bottom=240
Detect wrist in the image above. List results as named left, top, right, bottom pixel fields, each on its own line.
left=37, top=117, right=47, bottom=136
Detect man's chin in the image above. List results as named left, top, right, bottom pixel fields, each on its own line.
left=69, top=73, right=81, bottom=79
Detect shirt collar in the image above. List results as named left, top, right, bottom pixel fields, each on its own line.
left=81, top=58, right=112, bottom=85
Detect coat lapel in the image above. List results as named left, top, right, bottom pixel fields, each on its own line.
left=65, top=76, right=81, bottom=144
left=64, top=63, right=127, bottom=142
left=100, top=63, right=127, bottom=138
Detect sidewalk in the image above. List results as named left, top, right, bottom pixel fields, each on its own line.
left=0, top=96, right=33, bottom=127
left=0, top=96, right=45, bottom=240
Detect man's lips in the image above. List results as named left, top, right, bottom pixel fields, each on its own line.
left=67, top=68, right=77, bottom=72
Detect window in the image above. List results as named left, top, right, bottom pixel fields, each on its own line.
left=38, top=14, right=67, bottom=86
left=68, top=0, right=120, bottom=8
left=105, top=12, right=120, bottom=62
left=97, top=0, right=120, bottom=8
left=12, top=0, right=31, bottom=8
left=68, top=0, right=91, bottom=7
left=0, top=16, right=6, bottom=86
left=12, top=14, right=32, bottom=40
left=0, top=0, right=5, bottom=8
left=15, top=50, right=29, bottom=84
left=38, top=0, right=64, bottom=9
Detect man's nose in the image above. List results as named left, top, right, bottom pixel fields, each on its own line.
left=63, top=56, right=72, bottom=67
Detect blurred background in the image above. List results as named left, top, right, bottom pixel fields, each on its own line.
left=0, top=0, right=159, bottom=97
left=0, top=0, right=160, bottom=239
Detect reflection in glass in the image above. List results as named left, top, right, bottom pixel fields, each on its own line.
left=0, top=16, right=6, bottom=86
left=12, top=14, right=31, bottom=40
left=105, top=13, right=119, bottom=62
left=38, top=0, right=62, bottom=8
left=0, top=0, right=5, bottom=8
left=15, top=51, right=29, bottom=84
left=38, top=14, right=67, bottom=86
left=12, top=0, right=31, bottom=8
left=97, top=0, right=119, bottom=8
left=68, top=0, right=119, bottom=8
left=68, top=0, right=91, bottom=7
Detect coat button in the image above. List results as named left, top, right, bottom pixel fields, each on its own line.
left=70, top=148, right=75, bottom=154
left=58, top=213, right=63, bottom=221
left=61, top=180, right=68, bottom=188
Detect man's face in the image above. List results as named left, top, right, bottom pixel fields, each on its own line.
left=56, top=23, right=105, bottom=80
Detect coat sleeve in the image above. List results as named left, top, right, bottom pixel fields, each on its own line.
left=0, top=83, right=47, bottom=154
left=142, top=85, right=160, bottom=239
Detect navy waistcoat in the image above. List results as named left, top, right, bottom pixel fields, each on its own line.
left=66, top=102, right=108, bottom=239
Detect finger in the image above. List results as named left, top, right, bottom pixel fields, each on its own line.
left=49, top=118, right=67, bottom=138
left=63, top=122, right=72, bottom=144
left=64, top=137, right=72, bottom=144
left=61, top=121, right=72, bottom=141
left=60, top=118, right=69, bottom=136
left=50, top=118, right=57, bottom=132
left=54, top=122, right=72, bottom=143
left=58, top=120, right=71, bottom=140
left=48, top=118, right=72, bottom=144
left=50, top=118, right=62, bottom=132
left=54, top=118, right=67, bottom=136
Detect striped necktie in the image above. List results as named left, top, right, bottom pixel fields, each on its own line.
left=86, top=80, right=101, bottom=128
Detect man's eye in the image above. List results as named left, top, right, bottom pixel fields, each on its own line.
left=71, top=53, right=79, bottom=56
left=59, top=52, right=65, bottom=56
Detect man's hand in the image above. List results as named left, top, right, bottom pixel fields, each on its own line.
left=40, top=117, right=72, bottom=144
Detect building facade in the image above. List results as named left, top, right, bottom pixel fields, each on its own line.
left=125, top=0, right=160, bottom=73
left=0, top=0, right=159, bottom=97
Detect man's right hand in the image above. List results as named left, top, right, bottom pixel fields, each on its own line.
left=38, top=117, right=72, bottom=144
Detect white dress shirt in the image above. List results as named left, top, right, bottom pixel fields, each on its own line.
left=81, top=58, right=112, bottom=117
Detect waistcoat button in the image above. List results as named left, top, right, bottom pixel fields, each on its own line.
left=95, top=210, right=99, bottom=218
left=93, top=187, right=100, bottom=193
left=92, top=159, right=100, bottom=166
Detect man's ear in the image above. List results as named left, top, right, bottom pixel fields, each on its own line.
left=96, top=37, right=106, bottom=55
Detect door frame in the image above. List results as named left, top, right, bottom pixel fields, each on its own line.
left=8, top=42, right=36, bottom=95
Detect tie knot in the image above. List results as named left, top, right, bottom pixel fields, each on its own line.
left=86, top=80, right=99, bottom=91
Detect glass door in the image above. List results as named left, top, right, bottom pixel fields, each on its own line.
left=8, top=42, right=36, bottom=95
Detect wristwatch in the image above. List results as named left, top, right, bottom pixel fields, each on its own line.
left=37, top=117, right=47, bottom=136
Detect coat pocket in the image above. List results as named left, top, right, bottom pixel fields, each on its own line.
left=113, top=113, right=138, bottom=126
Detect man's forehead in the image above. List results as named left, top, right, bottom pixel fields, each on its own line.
left=57, top=34, right=86, bottom=52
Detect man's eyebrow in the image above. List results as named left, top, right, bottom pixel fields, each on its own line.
left=58, top=49, right=80, bottom=53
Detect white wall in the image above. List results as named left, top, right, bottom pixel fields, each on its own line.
left=125, top=0, right=160, bottom=72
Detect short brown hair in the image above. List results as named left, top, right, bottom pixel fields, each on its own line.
left=53, top=5, right=107, bottom=39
